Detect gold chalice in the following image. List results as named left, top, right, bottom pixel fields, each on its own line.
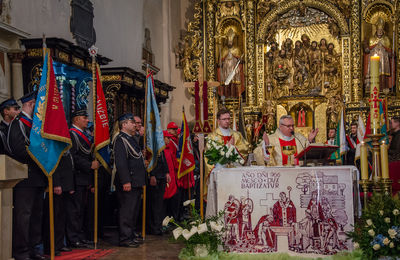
left=266, top=145, right=276, bottom=166
left=282, top=145, right=296, bottom=166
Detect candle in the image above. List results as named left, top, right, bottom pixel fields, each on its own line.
left=380, top=140, right=389, bottom=179
left=361, top=142, right=368, bottom=180
left=370, top=55, right=381, bottom=134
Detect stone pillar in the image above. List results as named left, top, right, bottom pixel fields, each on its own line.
left=7, top=52, right=24, bottom=99
left=160, top=97, right=171, bottom=129
left=0, top=155, right=27, bottom=260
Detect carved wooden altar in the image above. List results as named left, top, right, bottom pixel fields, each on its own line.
left=178, top=0, right=400, bottom=143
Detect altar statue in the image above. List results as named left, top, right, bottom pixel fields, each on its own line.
left=364, top=17, right=394, bottom=90
left=324, top=43, right=341, bottom=97
left=218, top=28, right=244, bottom=98
left=273, top=49, right=292, bottom=98
left=292, top=40, right=309, bottom=94
left=309, top=41, right=322, bottom=92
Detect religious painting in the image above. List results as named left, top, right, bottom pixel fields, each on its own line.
left=210, top=166, right=357, bottom=257
left=362, top=2, right=395, bottom=95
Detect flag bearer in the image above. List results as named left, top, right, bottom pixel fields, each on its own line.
left=8, top=91, right=47, bottom=260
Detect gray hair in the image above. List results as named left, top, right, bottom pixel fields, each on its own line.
left=279, top=115, right=294, bottom=125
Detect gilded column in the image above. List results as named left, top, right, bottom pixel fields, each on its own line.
left=256, top=44, right=264, bottom=106
left=246, top=0, right=256, bottom=107
left=351, top=0, right=362, bottom=102
left=341, top=36, right=351, bottom=103
left=7, top=52, right=24, bottom=99
left=205, top=0, right=216, bottom=110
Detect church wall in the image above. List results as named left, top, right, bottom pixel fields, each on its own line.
left=7, top=0, right=194, bottom=127
left=9, top=0, right=73, bottom=42
left=166, top=0, right=195, bottom=126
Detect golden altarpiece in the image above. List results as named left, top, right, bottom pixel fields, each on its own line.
left=178, top=0, right=400, bottom=144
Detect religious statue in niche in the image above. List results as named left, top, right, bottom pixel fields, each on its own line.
left=217, top=28, right=245, bottom=98
left=262, top=99, right=276, bottom=133
left=297, top=106, right=306, bottom=127
left=292, top=40, right=309, bottom=95
left=363, top=17, right=394, bottom=91
left=326, top=97, right=341, bottom=128
left=218, top=1, right=240, bottom=18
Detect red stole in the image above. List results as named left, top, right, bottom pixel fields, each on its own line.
left=222, top=135, right=232, bottom=144
left=278, top=138, right=298, bottom=165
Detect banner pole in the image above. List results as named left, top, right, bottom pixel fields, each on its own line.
left=199, top=133, right=205, bottom=220
left=90, top=46, right=98, bottom=249
left=142, top=65, right=150, bottom=240
left=48, top=176, right=55, bottom=260
left=142, top=185, right=146, bottom=239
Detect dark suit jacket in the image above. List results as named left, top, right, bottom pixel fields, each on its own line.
left=53, top=152, right=75, bottom=191
left=7, top=114, right=46, bottom=188
left=114, top=131, right=146, bottom=188
left=70, top=127, right=93, bottom=186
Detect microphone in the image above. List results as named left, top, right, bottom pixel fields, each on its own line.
left=292, top=130, right=308, bottom=166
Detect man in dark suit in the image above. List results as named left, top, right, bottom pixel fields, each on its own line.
left=69, top=110, right=100, bottom=248
left=0, top=98, right=20, bottom=155
left=113, top=113, right=146, bottom=247
left=7, top=91, right=47, bottom=260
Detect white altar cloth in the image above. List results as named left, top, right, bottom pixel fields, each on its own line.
left=206, top=166, right=359, bottom=256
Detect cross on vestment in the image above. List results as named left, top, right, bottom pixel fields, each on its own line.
left=183, top=62, right=220, bottom=133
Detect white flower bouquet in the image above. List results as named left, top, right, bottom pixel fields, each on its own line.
left=347, top=193, right=400, bottom=259
left=164, top=199, right=225, bottom=257
left=204, top=138, right=245, bottom=166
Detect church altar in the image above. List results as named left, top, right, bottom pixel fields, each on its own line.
left=206, top=166, right=360, bottom=257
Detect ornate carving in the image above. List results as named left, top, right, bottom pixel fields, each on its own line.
left=256, top=44, right=265, bottom=105
left=101, top=75, right=121, bottom=82
left=351, top=0, right=361, bottom=103
left=123, top=76, right=133, bottom=85
left=257, top=0, right=349, bottom=43
left=72, top=56, right=84, bottom=67
left=26, top=49, right=42, bottom=57
left=246, top=0, right=256, bottom=107
left=58, top=51, right=69, bottom=63
left=341, top=36, right=351, bottom=102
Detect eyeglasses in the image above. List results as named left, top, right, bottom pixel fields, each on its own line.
left=281, top=124, right=295, bottom=128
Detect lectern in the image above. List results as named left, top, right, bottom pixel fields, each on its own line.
left=295, top=144, right=338, bottom=166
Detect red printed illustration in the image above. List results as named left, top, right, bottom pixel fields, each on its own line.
left=222, top=171, right=349, bottom=255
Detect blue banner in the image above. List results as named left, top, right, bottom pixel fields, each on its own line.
left=145, top=73, right=165, bottom=172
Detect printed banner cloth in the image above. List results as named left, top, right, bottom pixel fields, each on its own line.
left=206, top=166, right=360, bottom=257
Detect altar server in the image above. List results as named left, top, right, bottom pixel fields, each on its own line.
left=254, top=115, right=318, bottom=166
left=204, top=108, right=249, bottom=197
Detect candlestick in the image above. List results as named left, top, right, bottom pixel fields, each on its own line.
left=370, top=55, right=381, bottom=135
left=361, top=141, right=368, bottom=180
left=380, top=140, right=389, bottom=179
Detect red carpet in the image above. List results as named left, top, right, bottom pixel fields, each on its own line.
left=54, top=249, right=115, bottom=259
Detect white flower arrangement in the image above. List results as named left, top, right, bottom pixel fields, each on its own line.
left=166, top=199, right=225, bottom=257
left=393, top=209, right=399, bottom=216
left=366, top=219, right=373, bottom=226
left=373, top=244, right=381, bottom=250
left=205, top=138, right=245, bottom=166
left=384, top=217, right=391, bottom=224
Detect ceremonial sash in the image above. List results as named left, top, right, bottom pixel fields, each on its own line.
left=346, top=135, right=356, bottom=150
left=70, top=127, right=91, bottom=146
left=20, top=116, right=32, bottom=128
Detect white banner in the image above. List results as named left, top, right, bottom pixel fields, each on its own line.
left=207, top=166, right=358, bottom=257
